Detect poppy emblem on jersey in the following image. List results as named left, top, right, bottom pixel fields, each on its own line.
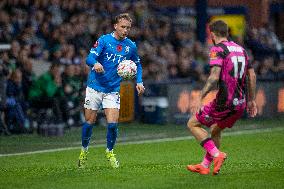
left=117, top=45, right=123, bottom=52
left=93, top=41, right=99, bottom=48
left=209, top=51, right=218, bottom=60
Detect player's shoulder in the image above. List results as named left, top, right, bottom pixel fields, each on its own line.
left=98, top=34, right=112, bottom=41
left=90, top=34, right=107, bottom=49
left=210, top=45, right=223, bottom=52
left=209, top=45, right=223, bottom=61
left=210, top=42, right=231, bottom=52
left=93, top=34, right=114, bottom=48
left=210, top=42, right=231, bottom=59
left=124, top=38, right=137, bottom=48
left=229, top=41, right=246, bottom=50
left=237, top=43, right=248, bottom=55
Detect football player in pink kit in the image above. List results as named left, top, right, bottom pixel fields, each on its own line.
left=186, top=20, right=257, bottom=175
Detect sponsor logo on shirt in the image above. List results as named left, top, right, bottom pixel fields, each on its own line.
left=233, top=98, right=245, bottom=106
left=106, top=52, right=126, bottom=63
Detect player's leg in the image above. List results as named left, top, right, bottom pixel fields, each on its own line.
left=211, top=124, right=224, bottom=149
left=209, top=107, right=245, bottom=175
left=78, top=109, right=97, bottom=168
left=103, top=92, right=120, bottom=168
left=81, top=109, right=97, bottom=151
left=187, top=116, right=208, bottom=142
left=105, top=108, right=119, bottom=151
left=186, top=117, right=211, bottom=174
left=187, top=104, right=227, bottom=175
left=198, top=124, right=223, bottom=170
left=78, top=87, right=101, bottom=168
left=104, top=108, right=120, bottom=168
left=210, top=124, right=227, bottom=175
left=194, top=124, right=225, bottom=174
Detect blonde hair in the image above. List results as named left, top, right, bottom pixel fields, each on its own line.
left=114, top=13, right=132, bottom=24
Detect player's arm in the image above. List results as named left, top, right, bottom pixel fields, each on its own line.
left=201, top=47, right=223, bottom=99
left=190, top=66, right=221, bottom=114
left=86, top=36, right=105, bottom=72
left=131, top=44, right=145, bottom=95
left=131, top=44, right=143, bottom=83
left=247, top=68, right=256, bottom=101
left=190, top=48, right=222, bottom=114
left=247, top=68, right=257, bottom=117
left=201, top=66, right=221, bottom=100
left=244, top=49, right=257, bottom=117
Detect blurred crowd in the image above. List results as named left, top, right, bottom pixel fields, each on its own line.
left=0, top=0, right=283, bottom=135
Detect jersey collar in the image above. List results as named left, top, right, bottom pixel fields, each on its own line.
left=111, top=32, right=127, bottom=41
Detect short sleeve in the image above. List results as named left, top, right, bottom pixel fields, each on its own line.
left=131, top=43, right=140, bottom=64
left=209, top=46, right=223, bottom=67
left=86, top=36, right=106, bottom=67
left=89, top=36, right=105, bottom=57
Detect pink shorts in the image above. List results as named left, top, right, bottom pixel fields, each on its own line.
left=196, top=101, right=246, bottom=129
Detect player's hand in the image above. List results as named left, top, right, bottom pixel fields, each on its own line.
left=136, top=83, right=145, bottom=96
left=92, top=63, right=104, bottom=73
left=247, top=100, right=257, bottom=117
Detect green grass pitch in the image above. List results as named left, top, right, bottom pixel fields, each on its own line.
left=0, top=119, right=284, bottom=189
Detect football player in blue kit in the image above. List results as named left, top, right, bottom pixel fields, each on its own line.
left=78, top=13, right=145, bottom=168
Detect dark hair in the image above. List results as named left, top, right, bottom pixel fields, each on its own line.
left=209, top=20, right=228, bottom=37
left=50, top=63, right=60, bottom=70
left=114, top=13, right=132, bottom=24
left=10, top=68, right=22, bottom=81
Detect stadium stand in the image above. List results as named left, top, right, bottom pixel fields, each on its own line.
left=0, top=0, right=283, bottom=134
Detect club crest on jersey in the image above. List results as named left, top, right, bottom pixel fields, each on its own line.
left=93, top=41, right=99, bottom=48
left=117, top=45, right=123, bottom=52
left=125, top=46, right=130, bottom=53
left=85, top=100, right=90, bottom=105
left=210, top=51, right=218, bottom=60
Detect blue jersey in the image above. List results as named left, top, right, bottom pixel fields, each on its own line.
left=85, top=32, right=143, bottom=93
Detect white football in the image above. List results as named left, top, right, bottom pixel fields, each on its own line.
left=117, top=60, right=137, bottom=80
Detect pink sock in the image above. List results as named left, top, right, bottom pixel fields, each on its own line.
left=202, top=139, right=219, bottom=157
left=201, top=152, right=213, bottom=168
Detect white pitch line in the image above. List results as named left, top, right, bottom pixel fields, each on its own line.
left=0, top=127, right=283, bottom=158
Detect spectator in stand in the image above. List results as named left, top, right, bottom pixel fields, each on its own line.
left=0, top=10, right=13, bottom=43
left=276, top=59, right=284, bottom=80
left=245, top=26, right=282, bottom=61
left=61, top=64, right=83, bottom=126
left=0, top=52, right=10, bottom=135
left=168, top=64, right=179, bottom=79
left=5, top=69, right=30, bottom=133
left=21, top=58, right=35, bottom=101
left=0, top=0, right=282, bottom=136
left=28, top=63, right=65, bottom=124
left=257, top=56, right=278, bottom=81
left=8, top=40, right=21, bottom=66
